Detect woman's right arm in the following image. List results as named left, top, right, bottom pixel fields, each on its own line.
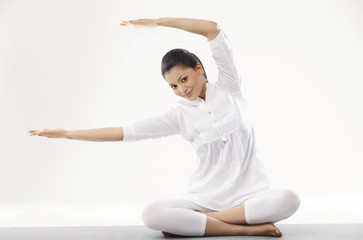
left=28, top=127, right=125, bottom=142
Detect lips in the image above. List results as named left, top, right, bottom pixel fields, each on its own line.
left=185, top=89, right=193, bottom=97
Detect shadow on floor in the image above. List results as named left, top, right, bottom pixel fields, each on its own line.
left=0, top=224, right=362, bottom=240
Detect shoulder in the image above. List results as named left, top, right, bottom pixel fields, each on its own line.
left=165, top=104, right=183, bottom=119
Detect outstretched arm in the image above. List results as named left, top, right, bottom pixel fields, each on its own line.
left=28, top=127, right=125, bottom=142
left=120, top=17, right=220, bottom=41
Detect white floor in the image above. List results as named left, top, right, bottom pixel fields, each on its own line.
left=0, top=197, right=362, bottom=227
left=0, top=225, right=362, bottom=240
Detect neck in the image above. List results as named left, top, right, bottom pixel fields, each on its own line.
left=199, top=80, right=208, bottom=101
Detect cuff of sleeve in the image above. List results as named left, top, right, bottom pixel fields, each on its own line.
left=122, top=123, right=136, bottom=142
left=244, top=200, right=252, bottom=224
left=207, top=29, right=225, bottom=48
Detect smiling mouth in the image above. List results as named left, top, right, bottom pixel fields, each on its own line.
left=185, top=89, right=193, bottom=97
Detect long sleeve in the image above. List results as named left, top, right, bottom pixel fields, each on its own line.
left=208, top=29, right=243, bottom=94
left=122, top=106, right=181, bottom=142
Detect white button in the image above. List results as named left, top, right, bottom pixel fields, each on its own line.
left=218, top=126, right=222, bottom=129
left=221, top=136, right=228, bottom=142
left=208, top=111, right=212, bottom=114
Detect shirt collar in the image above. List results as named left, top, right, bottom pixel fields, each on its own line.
left=177, top=81, right=212, bottom=107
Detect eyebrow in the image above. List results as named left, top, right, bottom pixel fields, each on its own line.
left=169, top=74, right=185, bottom=86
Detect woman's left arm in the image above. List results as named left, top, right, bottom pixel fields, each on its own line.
left=120, top=17, right=220, bottom=41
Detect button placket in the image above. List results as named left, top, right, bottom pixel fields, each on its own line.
left=205, top=106, right=217, bottom=125
left=204, top=103, right=227, bottom=143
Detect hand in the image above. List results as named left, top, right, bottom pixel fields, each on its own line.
left=120, top=18, right=158, bottom=28
left=28, top=128, right=68, bottom=139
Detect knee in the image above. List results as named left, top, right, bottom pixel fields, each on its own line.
left=141, top=200, right=168, bottom=230
left=277, top=189, right=301, bottom=216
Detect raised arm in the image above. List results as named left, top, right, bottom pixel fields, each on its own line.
left=120, top=17, right=220, bottom=41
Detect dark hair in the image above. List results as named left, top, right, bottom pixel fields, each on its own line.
left=161, top=48, right=207, bottom=79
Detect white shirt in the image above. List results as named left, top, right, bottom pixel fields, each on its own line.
left=122, top=29, right=270, bottom=211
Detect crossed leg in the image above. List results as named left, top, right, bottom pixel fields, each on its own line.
left=162, top=217, right=282, bottom=238
left=202, top=188, right=301, bottom=224
left=141, top=188, right=300, bottom=238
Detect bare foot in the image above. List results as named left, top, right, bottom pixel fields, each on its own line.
left=168, top=210, right=281, bottom=237
left=162, top=224, right=282, bottom=238
left=247, top=223, right=283, bottom=237
left=195, top=210, right=282, bottom=237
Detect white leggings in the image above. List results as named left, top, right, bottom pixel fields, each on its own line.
left=141, top=188, right=300, bottom=236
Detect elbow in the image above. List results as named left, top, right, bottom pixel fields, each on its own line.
left=206, top=21, right=221, bottom=41
left=118, top=127, right=125, bottom=142
left=211, top=21, right=219, bottom=30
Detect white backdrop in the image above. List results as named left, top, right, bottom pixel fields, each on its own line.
left=0, top=0, right=362, bottom=227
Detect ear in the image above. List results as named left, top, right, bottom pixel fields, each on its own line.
left=195, top=63, right=204, bottom=75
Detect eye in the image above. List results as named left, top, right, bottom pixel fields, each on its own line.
left=170, top=77, right=187, bottom=89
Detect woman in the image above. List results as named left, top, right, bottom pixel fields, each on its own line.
left=29, top=17, right=300, bottom=237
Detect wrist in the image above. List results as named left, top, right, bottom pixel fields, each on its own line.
left=155, top=17, right=167, bottom=26
left=65, top=130, right=71, bottom=139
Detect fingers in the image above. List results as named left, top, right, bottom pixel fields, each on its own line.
left=28, top=129, right=49, bottom=136
left=120, top=20, right=129, bottom=26
left=28, top=130, right=39, bottom=136
left=28, top=130, right=38, bottom=136
left=119, top=19, right=151, bottom=28
left=120, top=20, right=135, bottom=26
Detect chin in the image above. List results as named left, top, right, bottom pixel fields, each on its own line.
left=187, top=95, right=196, bottom=100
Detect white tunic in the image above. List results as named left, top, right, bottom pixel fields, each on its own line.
left=122, top=29, right=270, bottom=211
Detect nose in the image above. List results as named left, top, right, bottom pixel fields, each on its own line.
left=179, top=86, right=189, bottom=96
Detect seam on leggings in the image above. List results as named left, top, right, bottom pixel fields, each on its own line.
left=244, top=201, right=252, bottom=224
left=199, top=213, right=207, bottom=236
